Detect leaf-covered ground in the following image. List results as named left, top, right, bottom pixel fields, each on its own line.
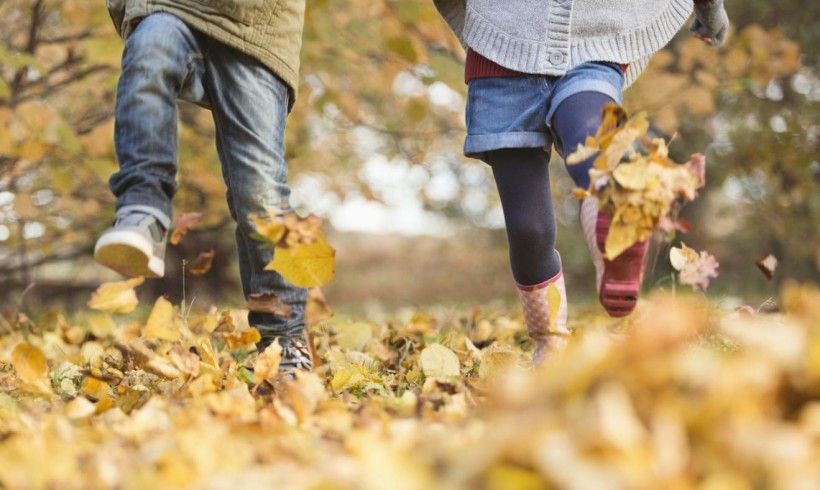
left=1, top=282, right=819, bottom=490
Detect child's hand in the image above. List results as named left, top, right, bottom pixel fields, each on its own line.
left=689, top=0, right=729, bottom=46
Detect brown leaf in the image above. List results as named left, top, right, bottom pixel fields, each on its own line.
left=306, top=287, right=333, bottom=325
left=170, top=212, right=202, bottom=245
left=246, top=292, right=292, bottom=317
left=755, top=253, right=778, bottom=280
left=189, top=249, right=215, bottom=276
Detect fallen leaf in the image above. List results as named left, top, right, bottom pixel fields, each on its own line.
left=253, top=341, right=283, bottom=386
left=420, top=343, right=460, bottom=378
left=143, top=296, right=181, bottom=341
left=88, top=277, right=145, bottom=314
left=11, top=343, right=52, bottom=395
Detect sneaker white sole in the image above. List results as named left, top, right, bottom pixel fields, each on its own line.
left=94, top=229, right=165, bottom=278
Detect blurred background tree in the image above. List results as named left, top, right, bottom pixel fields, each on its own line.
left=0, top=0, right=816, bottom=315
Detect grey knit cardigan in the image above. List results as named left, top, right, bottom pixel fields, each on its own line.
left=433, top=0, right=694, bottom=87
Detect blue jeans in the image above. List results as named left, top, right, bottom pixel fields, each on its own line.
left=109, top=13, right=306, bottom=345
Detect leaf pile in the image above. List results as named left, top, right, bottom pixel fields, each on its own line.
left=568, top=103, right=706, bottom=259
left=2, top=279, right=820, bottom=489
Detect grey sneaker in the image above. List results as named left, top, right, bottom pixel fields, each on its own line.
left=94, top=212, right=166, bottom=278
left=278, top=335, right=313, bottom=375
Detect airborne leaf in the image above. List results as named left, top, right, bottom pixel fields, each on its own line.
left=88, top=277, right=145, bottom=314
left=170, top=212, right=203, bottom=245
left=268, top=238, right=336, bottom=288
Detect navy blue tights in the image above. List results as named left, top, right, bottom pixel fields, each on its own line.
left=487, top=91, right=614, bottom=286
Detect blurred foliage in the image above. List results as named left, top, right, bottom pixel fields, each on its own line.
left=1, top=276, right=820, bottom=487
left=0, top=0, right=816, bottom=308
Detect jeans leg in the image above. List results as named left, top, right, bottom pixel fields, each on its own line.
left=198, top=36, right=307, bottom=347
left=109, top=13, right=203, bottom=223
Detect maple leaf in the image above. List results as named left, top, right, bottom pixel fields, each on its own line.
left=87, top=277, right=144, bottom=314
left=670, top=243, right=720, bottom=291
left=170, top=212, right=202, bottom=246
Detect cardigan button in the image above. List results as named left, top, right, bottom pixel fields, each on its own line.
left=549, top=51, right=564, bottom=65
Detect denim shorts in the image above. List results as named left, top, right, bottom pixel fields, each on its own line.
left=464, top=61, right=625, bottom=161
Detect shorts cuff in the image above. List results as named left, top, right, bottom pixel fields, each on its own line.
left=464, top=132, right=551, bottom=160
left=546, top=80, right=624, bottom=124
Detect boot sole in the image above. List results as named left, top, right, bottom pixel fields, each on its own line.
left=94, top=230, right=164, bottom=278
left=596, top=213, right=647, bottom=317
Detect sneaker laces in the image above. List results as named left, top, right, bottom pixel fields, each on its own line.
left=279, top=337, right=313, bottom=372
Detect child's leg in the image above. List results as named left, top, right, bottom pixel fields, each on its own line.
left=486, top=148, right=569, bottom=363
left=109, top=13, right=202, bottom=227
left=553, top=92, right=649, bottom=317
left=198, top=36, right=309, bottom=369
left=97, top=13, right=204, bottom=277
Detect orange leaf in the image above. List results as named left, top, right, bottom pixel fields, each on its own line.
left=170, top=212, right=202, bottom=245
left=189, top=249, right=215, bottom=276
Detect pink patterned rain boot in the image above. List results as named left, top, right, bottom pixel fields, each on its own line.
left=516, top=270, right=569, bottom=365
left=580, top=197, right=648, bottom=317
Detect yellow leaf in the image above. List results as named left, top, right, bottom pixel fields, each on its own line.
left=334, top=322, right=372, bottom=351
left=612, top=161, right=653, bottom=190
left=11, top=343, right=52, bottom=395
left=602, top=116, right=649, bottom=170
left=250, top=213, right=286, bottom=244
left=253, top=341, right=283, bottom=385
left=487, top=464, right=544, bottom=490
left=143, top=296, right=181, bottom=341
left=330, top=365, right=368, bottom=393
left=222, top=327, right=262, bottom=350
left=420, top=343, right=460, bottom=378
left=64, top=397, right=97, bottom=420
left=566, top=141, right=599, bottom=165
left=88, top=277, right=144, bottom=314
left=478, top=348, right=519, bottom=379
left=268, top=237, right=336, bottom=288
left=604, top=218, right=641, bottom=260
left=282, top=371, right=328, bottom=422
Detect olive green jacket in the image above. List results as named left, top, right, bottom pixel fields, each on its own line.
left=107, top=0, right=305, bottom=110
